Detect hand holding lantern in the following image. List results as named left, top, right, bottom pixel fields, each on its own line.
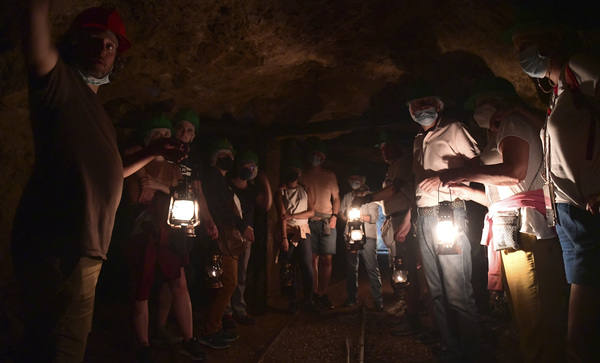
left=167, top=164, right=200, bottom=237
left=435, top=186, right=460, bottom=255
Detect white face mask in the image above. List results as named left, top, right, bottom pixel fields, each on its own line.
left=473, top=104, right=496, bottom=129
left=350, top=180, right=362, bottom=190
left=78, top=70, right=111, bottom=86
left=519, top=45, right=549, bottom=79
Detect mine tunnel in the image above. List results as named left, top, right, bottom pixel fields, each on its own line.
left=1, top=0, right=599, bottom=362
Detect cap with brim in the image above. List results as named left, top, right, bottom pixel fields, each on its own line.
left=464, top=76, right=518, bottom=110
left=174, top=108, right=200, bottom=131
left=71, top=7, right=131, bottom=53
left=405, top=80, right=440, bottom=104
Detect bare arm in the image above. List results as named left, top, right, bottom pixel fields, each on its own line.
left=123, top=148, right=156, bottom=178
left=449, top=184, right=489, bottom=207
left=25, top=0, right=59, bottom=77
left=440, top=136, right=529, bottom=187
left=255, top=172, right=273, bottom=211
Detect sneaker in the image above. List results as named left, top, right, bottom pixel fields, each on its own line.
left=374, top=303, right=384, bottom=312
left=198, top=332, right=231, bottom=350
left=234, top=314, right=255, bottom=325
left=217, top=329, right=239, bottom=343
left=222, top=314, right=237, bottom=331
left=179, top=337, right=207, bottom=360
left=136, top=345, right=153, bottom=363
left=318, top=294, right=335, bottom=310
left=152, top=326, right=183, bottom=347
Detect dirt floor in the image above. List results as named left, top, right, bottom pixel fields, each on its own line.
left=81, top=254, right=522, bottom=363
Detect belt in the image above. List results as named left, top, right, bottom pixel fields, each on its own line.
left=417, top=199, right=466, bottom=216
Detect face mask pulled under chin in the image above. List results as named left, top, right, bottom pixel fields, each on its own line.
left=519, top=45, right=549, bottom=79
left=78, top=69, right=111, bottom=86
left=411, top=107, right=438, bottom=127
left=216, top=156, right=233, bottom=171
left=473, top=103, right=496, bottom=129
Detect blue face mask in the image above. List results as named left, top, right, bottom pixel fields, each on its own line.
left=311, top=154, right=323, bottom=167
left=411, top=107, right=438, bottom=127
left=519, top=46, right=549, bottom=79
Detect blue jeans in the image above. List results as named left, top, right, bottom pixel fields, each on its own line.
left=417, top=207, right=480, bottom=358
left=281, top=238, right=314, bottom=302
left=346, top=237, right=383, bottom=307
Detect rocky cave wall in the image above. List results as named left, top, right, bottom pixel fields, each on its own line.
left=1, top=0, right=598, bottom=288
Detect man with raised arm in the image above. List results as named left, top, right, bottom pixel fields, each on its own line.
left=11, top=4, right=181, bottom=362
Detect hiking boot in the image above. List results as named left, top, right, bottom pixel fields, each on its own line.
left=179, top=337, right=206, bottom=361
left=198, top=332, right=231, bottom=350
left=222, top=314, right=237, bottom=331
left=343, top=299, right=358, bottom=308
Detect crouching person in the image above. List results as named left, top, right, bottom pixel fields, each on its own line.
left=276, top=159, right=316, bottom=313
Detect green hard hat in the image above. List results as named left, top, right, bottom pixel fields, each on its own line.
left=237, top=150, right=259, bottom=165
left=142, top=114, right=172, bottom=133
left=173, top=108, right=200, bottom=131
left=464, top=76, right=518, bottom=110
left=208, top=137, right=234, bottom=154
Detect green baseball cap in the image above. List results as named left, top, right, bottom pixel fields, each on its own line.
left=464, top=76, right=518, bottom=110
left=173, top=108, right=200, bottom=131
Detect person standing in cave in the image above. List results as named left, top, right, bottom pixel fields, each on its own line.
left=511, top=23, right=600, bottom=361
left=354, top=132, right=422, bottom=334
left=11, top=4, right=184, bottom=362
left=199, top=138, right=254, bottom=350
left=223, top=150, right=272, bottom=328
left=301, top=137, right=341, bottom=310
left=125, top=115, right=209, bottom=361
left=339, top=169, right=383, bottom=311
left=276, top=158, right=316, bottom=313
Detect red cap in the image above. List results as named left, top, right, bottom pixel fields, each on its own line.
left=71, top=7, right=131, bottom=53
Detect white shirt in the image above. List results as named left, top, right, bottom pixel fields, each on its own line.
left=479, top=115, right=556, bottom=239
left=413, top=118, right=480, bottom=207
left=547, top=54, right=600, bottom=208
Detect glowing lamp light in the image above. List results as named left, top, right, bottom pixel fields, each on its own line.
left=348, top=207, right=361, bottom=221
left=350, top=229, right=364, bottom=241
left=435, top=201, right=460, bottom=255
left=171, top=200, right=195, bottom=221
left=391, top=256, right=410, bottom=288
left=392, top=269, right=408, bottom=284
left=167, top=176, right=200, bottom=237
left=346, top=206, right=366, bottom=252
left=206, top=253, right=223, bottom=288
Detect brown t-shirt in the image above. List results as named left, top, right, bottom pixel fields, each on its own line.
left=12, top=58, right=123, bottom=261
